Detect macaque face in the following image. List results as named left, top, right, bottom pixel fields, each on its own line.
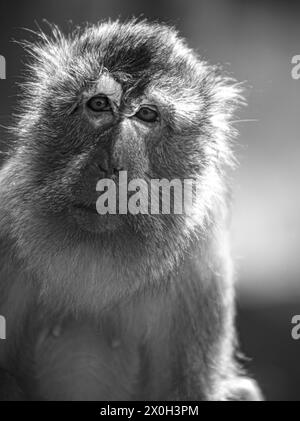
left=15, top=21, right=236, bottom=244
left=0, top=21, right=240, bottom=312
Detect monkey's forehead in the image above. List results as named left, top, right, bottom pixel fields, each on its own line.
left=24, top=21, right=237, bottom=126
left=30, top=20, right=209, bottom=96
left=76, top=21, right=196, bottom=73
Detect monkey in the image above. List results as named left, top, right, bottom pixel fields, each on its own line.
left=0, top=19, right=262, bottom=401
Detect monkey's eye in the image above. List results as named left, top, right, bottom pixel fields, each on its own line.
left=135, top=106, right=159, bottom=123
left=86, top=95, right=111, bottom=112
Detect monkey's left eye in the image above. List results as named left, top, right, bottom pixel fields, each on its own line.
left=135, top=106, right=159, bottom=123
left=86, top=95, right=111, bottom=112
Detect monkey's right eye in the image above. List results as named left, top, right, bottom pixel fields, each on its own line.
left=86, top=95, right=111, bottom=112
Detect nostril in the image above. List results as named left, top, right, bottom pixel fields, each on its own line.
left=97, top=163, right=109, bottom=175
left=111, top=155, right=125, bottom=175
left=113, top=166, right=124, bottom=175
left=96, top=151, right=110, bottom=176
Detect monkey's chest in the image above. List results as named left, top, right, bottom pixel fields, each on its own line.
left=18, top=318, right=172, bottom=401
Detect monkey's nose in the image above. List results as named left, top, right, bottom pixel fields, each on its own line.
left=96, top=150, right=123, bottom=178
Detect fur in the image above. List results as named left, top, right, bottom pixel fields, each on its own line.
left=0, top=19, right=261, bottom=400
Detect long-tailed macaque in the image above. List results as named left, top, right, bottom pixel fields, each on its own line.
left=0, top=20, right=262, bottom=400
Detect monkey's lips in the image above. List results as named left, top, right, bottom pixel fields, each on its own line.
left=72, top=202, right=122, bottom=233
left=73, top=202, right=99, bottom=214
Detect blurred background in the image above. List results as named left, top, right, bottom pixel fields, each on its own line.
left=0, top=0, right=299, bottom=401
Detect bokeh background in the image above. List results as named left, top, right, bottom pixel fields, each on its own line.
left=0, top=0, right=299, bottom=401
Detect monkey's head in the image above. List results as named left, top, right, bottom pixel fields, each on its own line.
left=3, top=20, right=242, bottom=309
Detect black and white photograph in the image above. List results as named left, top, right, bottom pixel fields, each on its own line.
left=0, top=0, right=299, bottom=405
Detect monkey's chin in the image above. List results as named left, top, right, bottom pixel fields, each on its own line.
left=72, top=208, right=123, bottom=233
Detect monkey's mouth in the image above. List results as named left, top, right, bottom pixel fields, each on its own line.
left=72, top=201, right=123, bottom=233
left=73, top=202, right=99, bottom=215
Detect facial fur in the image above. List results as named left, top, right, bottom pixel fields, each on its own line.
left=0, top=20, right=242, bottom=313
